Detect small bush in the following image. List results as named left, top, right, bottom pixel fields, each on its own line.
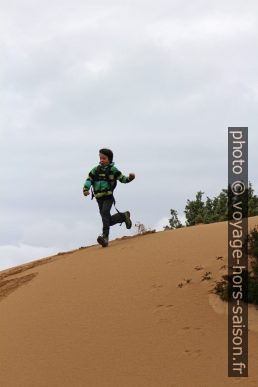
left=214, top=227, right=258, bottom=305
left=164, top=209, right=184, bottom=230
left=249, top=226, right=258, bottom=259
left=214, top=277, right=228, bottom=301
left=135, top=222, right=156, bottom=235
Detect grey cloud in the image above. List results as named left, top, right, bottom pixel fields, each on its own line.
left=0, top=0, right=257, bottom=270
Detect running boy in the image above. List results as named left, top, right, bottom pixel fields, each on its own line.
left=83, top=148, right=135, bottom=247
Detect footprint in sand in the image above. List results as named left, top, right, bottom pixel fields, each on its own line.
left=194, top=265, right=204, bottom=271
left=166, top=259, right=182, bottom=265
left=201, top=271, right=212, bottom=281
left=153, top=304, right=174, bottom=320
left=184, top=348, right=201, bottom=356
left=155, top=304, right=174, bottom=309
left=151, top=283, right=164, bottom=290
left=177, top=278, right=192, bottom=287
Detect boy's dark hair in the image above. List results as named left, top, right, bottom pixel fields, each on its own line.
left=99, top=148, right=113, bottom=162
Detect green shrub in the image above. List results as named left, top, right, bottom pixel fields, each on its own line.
left=214, top=227, right=258, bottom=305
left=166, top=182, right=258, bottom=228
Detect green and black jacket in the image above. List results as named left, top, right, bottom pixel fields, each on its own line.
left=83, top=162, right=131, bottom=199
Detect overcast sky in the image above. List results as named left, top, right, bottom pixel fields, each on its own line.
left=1, top=0, right=258, bottom=270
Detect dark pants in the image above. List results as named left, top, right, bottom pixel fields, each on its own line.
left=96, top=195, right=125, bottom=237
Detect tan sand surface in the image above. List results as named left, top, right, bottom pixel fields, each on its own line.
left=1, top=217, right=258, bottom=386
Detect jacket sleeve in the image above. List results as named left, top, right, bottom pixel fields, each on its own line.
left=113, top=167, right=130, bottom=184
left=83, top=167, right=97, bottom=190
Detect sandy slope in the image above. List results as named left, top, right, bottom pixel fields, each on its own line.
left=1, top=217, right=258, bottom=387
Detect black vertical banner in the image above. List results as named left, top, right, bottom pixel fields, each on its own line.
left=228, top=127, right=248, bottom=377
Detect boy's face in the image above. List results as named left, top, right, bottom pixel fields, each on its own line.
left=99, top=153, right=110, bottom=166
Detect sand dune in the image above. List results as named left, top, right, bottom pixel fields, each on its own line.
left=1, top=217, right=258, bottom=386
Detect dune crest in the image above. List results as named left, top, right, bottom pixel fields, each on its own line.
left=1, top=217, right=258, bottom=386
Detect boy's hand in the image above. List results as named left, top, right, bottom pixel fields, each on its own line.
left=129, top=173, right=135, bottom=181
left=83, top=189, right=90, bottom=196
